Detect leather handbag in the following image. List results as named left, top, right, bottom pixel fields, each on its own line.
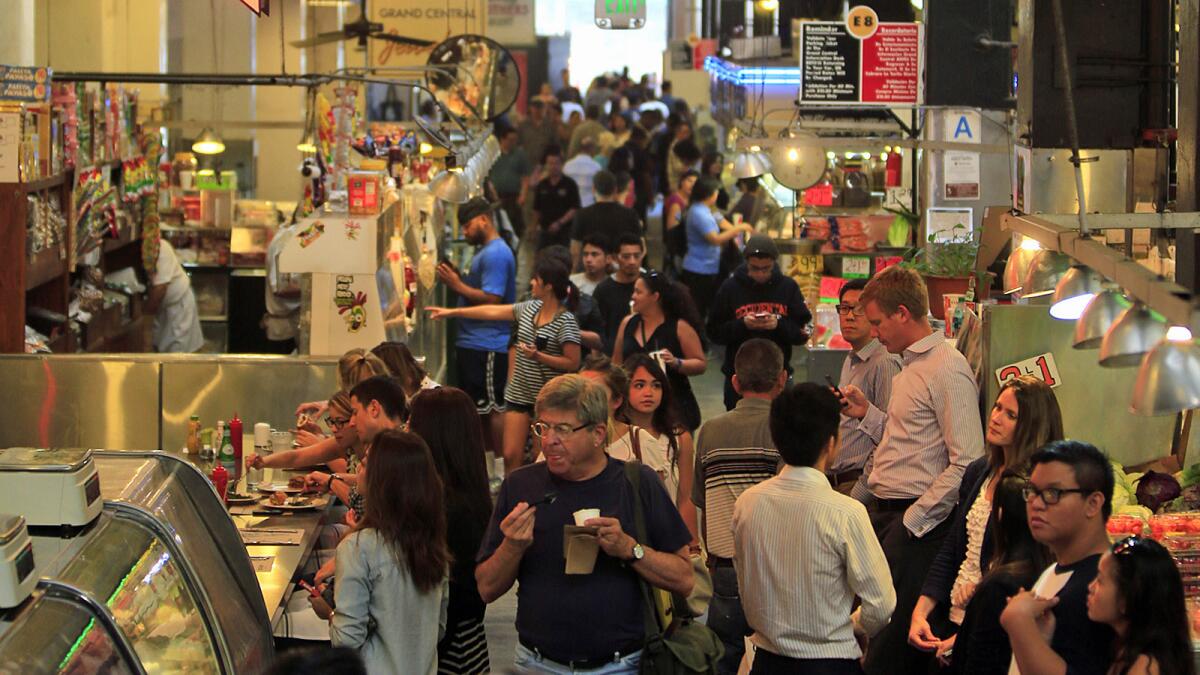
left=624, top=460, right=723, bottom=674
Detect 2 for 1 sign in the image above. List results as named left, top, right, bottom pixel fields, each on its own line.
left=995, top=352, right=1062, bottom=389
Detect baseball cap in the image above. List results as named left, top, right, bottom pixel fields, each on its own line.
left=744, top=233, right=779, bottom=259
left=457, top=197, right=498, bottom=225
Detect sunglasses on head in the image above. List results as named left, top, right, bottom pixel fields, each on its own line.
left=1112, top=535, right=1150, bottom=556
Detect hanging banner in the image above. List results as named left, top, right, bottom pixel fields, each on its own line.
left=488, top=0, right=535, bottom=46
left=0, top=66, right=51, bottom=103
left=798, top=17, right=923, bottom=106
left=369, top=0, right=486, bottom=68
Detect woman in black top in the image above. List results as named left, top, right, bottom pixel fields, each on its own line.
left=612, top=270, right=706, bottom=431
left=946, top=473, right=1051, bottom=674
left=408, top=387, right=494, bottom=675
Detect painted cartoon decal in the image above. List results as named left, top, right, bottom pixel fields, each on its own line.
left=334, top=274, right=368, bottom=332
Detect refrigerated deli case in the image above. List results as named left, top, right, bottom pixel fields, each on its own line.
left=0, top=450, right=273, bottom=674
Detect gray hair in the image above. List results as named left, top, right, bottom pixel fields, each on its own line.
left=535, top=374, right=609, bottom=428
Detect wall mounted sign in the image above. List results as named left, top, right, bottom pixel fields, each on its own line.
left=798, top=19, right=923, bottom=106
left=995, top=352, right=1062, bottom=389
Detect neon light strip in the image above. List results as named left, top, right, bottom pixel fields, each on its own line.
left=703, top=56, right=802, bottom=86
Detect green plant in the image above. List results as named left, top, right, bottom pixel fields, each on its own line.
left=904, top=223, right=981, bottom=278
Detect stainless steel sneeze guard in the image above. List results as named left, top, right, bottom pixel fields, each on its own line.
left=0, top=354, right=338, bottom=451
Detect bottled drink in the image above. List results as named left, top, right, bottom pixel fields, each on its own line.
left=219, top=425, right=236, bottom=475
left=229, top=413, right=243, bottom=478
left=186, top=415, right=201, bottom=455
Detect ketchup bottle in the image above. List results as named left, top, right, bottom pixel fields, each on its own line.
left=211, top=464, right=229, bottom=505
left=229, top=413, right=243, bottom=479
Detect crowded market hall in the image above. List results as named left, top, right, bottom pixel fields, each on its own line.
left=2, top=0, right=1200, bottom=673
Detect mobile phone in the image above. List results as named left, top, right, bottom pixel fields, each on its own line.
left=535, top=335, right=550, bottom=351
left=825, top=374, right=844, bottom=399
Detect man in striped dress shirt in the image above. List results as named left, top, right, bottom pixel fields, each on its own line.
left=840, top=266, right=984, bottom=675
left=733, top=383, right=895, bottom=675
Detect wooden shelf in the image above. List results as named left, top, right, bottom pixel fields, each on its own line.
left=20, top=173, right=68, bottom=193
left=24, top=246, right=66, bottom=291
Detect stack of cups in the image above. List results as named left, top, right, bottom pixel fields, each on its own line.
left=251, top=423, right=271, bottom=486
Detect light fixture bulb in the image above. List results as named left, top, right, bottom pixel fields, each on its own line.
left=419, top=142, right=433, bottom=155
left=192, top=127, right=226, bottom=155
left=1167, top=326, right=1193, bottom=341
left=1049, top=265, right=1103, bottom=320
left=758, top=0, right=780, bottom=10
left=1019, top=237, right=1042, bottom=251
left=787, top=148, right=799, bottom=162
left=296, top=131, right=317, bottom=153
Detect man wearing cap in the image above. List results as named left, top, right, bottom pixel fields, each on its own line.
left=436, top=197, right=517, bottom=459
left=706, top=234, right=812, bottom=410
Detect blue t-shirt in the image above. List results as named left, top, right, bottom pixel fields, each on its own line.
left=477, top=458, right=692, bottom=660
left=456, top=238, right=516, bottom=352
left=682, top=202, right=720, bottom=274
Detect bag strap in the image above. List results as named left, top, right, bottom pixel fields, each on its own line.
left=629, top=426, right=644, bottom=462
left=624, top=460, right=664, bottom=641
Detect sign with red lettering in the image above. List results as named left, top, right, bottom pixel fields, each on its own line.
left=995, top=352, right=1062, bottom=389
left=799, top=20, right=923, bottom=106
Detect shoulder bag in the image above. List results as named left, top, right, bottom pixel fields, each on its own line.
left=624, top=460, right=723, bottom=674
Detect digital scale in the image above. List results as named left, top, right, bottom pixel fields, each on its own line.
left=0, top=448, right=103, bottom=528
left=0, top=514, right=36, bottom=608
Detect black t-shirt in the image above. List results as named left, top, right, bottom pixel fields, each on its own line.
left=534, top=176, right=581, bottom=248
left=477, top=458, right=691, bottom=660
left=593, top=276, right=636, bottom=354
left=571, top=202, right=643, bottom=252
left=1029, top=554, right=1115, bottom=675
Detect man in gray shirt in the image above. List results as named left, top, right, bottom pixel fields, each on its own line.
left=692, top=339, right=786, bottom=675
left=840, top=266, right=983, bottom=675
left=828, top=278, right=900, bottom=494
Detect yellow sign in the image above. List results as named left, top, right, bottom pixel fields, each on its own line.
left=845, top=6, right=879, bottom=40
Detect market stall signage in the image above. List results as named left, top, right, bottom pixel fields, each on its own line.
left=995, top=352, right=1062, bottom=389
left=944, top=110, right=981, bottom=200
left=489, top=0, right=535, bottom=45
left=798, top=19, right=923, bottom=106
left=0, top=66, right=50, bottom=103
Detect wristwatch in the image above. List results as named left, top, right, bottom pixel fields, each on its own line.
left=630, top=542, right=645, bottom=562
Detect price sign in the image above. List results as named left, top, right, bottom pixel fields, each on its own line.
left=995, top=352, right=1062, bottom=389
left=803, top=183, right=834, bottom=206
left=842, top=256, right=870, bottom=278
left=820, top=276, right=848, bottom=302
left=874, top=255, right=903, bottom=273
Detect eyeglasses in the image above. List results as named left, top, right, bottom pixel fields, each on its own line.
left=530, top=421, right=593, bottom=438
left=835, top=304, right=865, bottom=317
left=1112, top=535, right=1150, bottom=556
left=1022, top=483, right=1089, bottom=505
left=326, top=417, right=350, bottom=430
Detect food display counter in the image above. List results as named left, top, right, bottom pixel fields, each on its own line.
left=0, top=449, right=332, bottom=674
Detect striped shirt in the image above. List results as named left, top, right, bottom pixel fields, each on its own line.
left=691, top=397, right=780, bottom=559
left=830, top=339, right=901, bottom=473
left=851, top=331, right=984, bottom=537
left=504, top=300, right=581, bottom=407
left=733, top=465, right=896, bottom=660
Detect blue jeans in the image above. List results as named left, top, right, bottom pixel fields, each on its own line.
left=514, top=643, right=642, bottom=674
left=707, top=564, right=750, bottom=675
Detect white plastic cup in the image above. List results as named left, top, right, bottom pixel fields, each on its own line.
left=574, top=508, right=600, bottom=526
left=254, top=422, right=271, bottom=446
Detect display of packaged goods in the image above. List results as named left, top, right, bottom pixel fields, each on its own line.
left=1148, top=513, right=1200, bottom=539
left=1106, top=514, right=1148, bottom=539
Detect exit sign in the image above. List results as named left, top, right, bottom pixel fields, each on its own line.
left=239, top=0, right=269, bottom=16
left=595, top=0, right=646, bottom=29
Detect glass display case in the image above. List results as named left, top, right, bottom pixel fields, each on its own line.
left=0, top=451, right=273, bottom=674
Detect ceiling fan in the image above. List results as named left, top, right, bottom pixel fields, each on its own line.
left=291, top=0, right=434, bottom=49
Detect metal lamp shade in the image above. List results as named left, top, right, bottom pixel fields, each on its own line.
left=732, top=151, right=771, bottom=179
left=1003, top=244, right=1041, bottom=295
left=192, top=128, right=226, bottom=155
left=1049, top=266, right=1103, bottom=320
left=1131, top=339, right=1200, bottom=416
left=1021, top=250, right=1072, bottom=299
left=1098, top=303, right=1167, bottom=367
left=428, top=169, right=470, bottom=203
left=1072, top=290, right=1131, bottom=349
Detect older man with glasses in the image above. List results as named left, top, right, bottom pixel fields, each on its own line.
left=476, top=374, right=694, bottom=674
left=825, top=277, right=901, bottom=495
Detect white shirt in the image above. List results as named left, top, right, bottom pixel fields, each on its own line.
left=607, top=426, right=678, bottom=500
left=570, top=272, right=602, bottom=296
left=950, top=476, right=992, bottom=624
left=733, top=465, right=896, bottom=660
left=150, top=240, right=204, bottom=353
left=563, top=154, right=602, bottom=208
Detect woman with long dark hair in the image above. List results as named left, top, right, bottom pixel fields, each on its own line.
left=911, top=375, right=1064, bottom=654
left=617, top=352, right=698, bottom=545
left=408, top=388, right=493, bottom=675
left=1088, top=536, right=1194, bottom=675
left=371, top=342, right=439, bottom=402
left=681, top=176, right=754, bottom=322
left=613, top=270, right=706, bottom=431
left=330, top=430, right=450, bottom=675
left=427, top=258, right=581, bottom=471
left=944, top=473, right=1052, bottom=673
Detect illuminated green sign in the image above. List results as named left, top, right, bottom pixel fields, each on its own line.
left=595, top=0, right=646, bottom=29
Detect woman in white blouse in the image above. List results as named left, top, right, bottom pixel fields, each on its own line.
left=908, top=375, right=1064, bottom=662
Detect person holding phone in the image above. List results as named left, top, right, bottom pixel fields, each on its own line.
left=427, top=259, right=582, bottom=472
